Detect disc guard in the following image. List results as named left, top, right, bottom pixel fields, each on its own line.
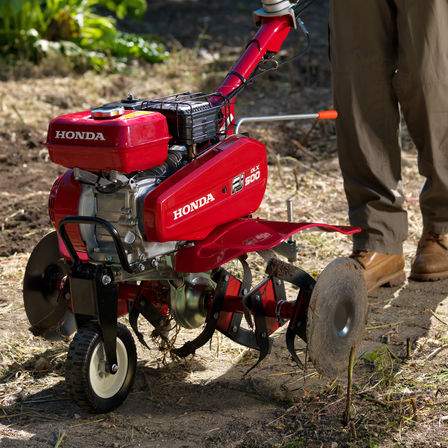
left=306, top=257, right=368, bottom=378
left=23, top=231, right=76, bottom=340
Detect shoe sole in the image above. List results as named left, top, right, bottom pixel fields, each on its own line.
left=409, top=270, right=448, bottom=281
left=367, top=271, right=406, bottom=294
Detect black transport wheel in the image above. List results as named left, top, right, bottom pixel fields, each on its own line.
left=306, top=257, right=368, bottom=378
left=65, top=322, right=137, bottom=413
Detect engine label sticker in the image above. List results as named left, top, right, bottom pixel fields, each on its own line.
left=173, top=193, right=215, bottom=221
left=121, top=111, right=153, bottom=120
left=231, top=173, right=244, bottom=194
left=245, top=165, right=261, bottom=186
left=54, top=130, right=106, bottom=141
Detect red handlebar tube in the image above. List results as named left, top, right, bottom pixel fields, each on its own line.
left=216, top=16, right=293, bottom=100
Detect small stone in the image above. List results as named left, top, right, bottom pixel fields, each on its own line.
left=34, top=357, right=50, bottom=372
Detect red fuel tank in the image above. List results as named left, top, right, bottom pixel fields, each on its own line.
left=143, top=135, right=268, bottom=242
left=46, top=110, right=170, bottom=173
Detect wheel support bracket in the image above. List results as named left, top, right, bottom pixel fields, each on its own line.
left=70, top=265, right=119, bottom=374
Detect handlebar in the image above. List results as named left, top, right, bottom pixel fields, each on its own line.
left=293, top=0, right=316, bottom=18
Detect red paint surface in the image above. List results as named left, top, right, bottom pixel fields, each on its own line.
left=216, top=16, right=292, bottom=101
left=46, top=110, right=170, bottom=173
left=143, top=135, right=268, bottom=242
left=48, top=170, right=88, bottom=258
left=175, top=219, right=360, bottom=273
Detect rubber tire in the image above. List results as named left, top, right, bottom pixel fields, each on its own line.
left=65, top=322, right=137, bottom=413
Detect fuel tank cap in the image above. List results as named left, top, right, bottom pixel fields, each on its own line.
left=91, top=106, right=125, bottom=119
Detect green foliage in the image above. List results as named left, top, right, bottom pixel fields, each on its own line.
left=362, top=345, right=397, bottom=393
left=0, top=0, right=168, bottom=71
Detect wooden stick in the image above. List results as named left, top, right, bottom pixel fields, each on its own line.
left=292, top=139, right=319, bottom=161
left=343, top=342, right=356, bottom=426
left=411, top=397, right=420, bottom=422
left=406, top=337, right=412, bottom=358
left=293, top=167, right=300, bottom=192
left=301, top=119, right=318, bottom=146
left=350, top=421, right=358, bottom=439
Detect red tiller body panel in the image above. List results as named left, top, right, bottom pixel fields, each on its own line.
left=48, top=170, right=89, bottom=259
left=46, top=110, right=170, bottom=173
left=175, top=218, right=360, bottom=273
left=143, top=135, right=268, bottom=242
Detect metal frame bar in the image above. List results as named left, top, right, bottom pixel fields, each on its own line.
left=58, top=216, right=135, bottom=273
left=234, top=112, right=319, bottom=134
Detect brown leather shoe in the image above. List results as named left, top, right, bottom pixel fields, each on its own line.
left=351, top=251, right=405, bottom=294
left=410, top=232, right=448, bottom=281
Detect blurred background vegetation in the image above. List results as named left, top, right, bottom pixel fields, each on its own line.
left=0, top=0, right=168, bottom=73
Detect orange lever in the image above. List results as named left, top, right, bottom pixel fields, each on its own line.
left=318, top=110, right=338, bottom=120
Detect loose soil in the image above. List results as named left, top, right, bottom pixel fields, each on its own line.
left=1, top=1, right=448, bottom=447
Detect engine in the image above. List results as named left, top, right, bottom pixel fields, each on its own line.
left=46, top=92, right=269, bottom=282
left=74, top=150, right=185, bottom=266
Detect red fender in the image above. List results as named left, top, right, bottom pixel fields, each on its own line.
left=175, top=218, right=360, bottom=273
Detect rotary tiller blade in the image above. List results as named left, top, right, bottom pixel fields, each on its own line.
left=23, top=231, right=76, bottom=340
left=306, top=257, right=368, bottom=378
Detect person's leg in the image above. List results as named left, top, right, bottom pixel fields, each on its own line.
left=393, top=0, right=448, bottom=280
left=330, top=0, right=407, bottom=254
left=394, top=0, right=448, bottom=233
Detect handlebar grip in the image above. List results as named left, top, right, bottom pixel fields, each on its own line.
left=318, top=110, right=338, bottom=120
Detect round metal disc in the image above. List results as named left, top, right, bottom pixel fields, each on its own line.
left=306, top=257, right=368, bottom=378
left=23, top=231, right=76, bottom=340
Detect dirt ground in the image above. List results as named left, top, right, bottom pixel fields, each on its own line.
left=1, top=1, right=448, bottom=447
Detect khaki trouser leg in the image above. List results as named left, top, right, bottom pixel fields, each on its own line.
left=330, top=0, right=448, bottom=253
left=330, top=0, right=406, bottom=254
left=393, top=0, right=448, bottom=234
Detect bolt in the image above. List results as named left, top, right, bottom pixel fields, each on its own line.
left=151, top=258, right=159, bottom=268
left=232, top=325, right=238, bottom=333
left=138, top=263, right=145, bottom=272
left=102, top=275, right=112, bottom=285
left=65, top=292, right=71, bottom=300
left=261, top=332, right=267, bottom=338
left=213, top=312, right=219, bottom=320
left=256, top=295, right=261, bottom=302
left=276, top=279, right=281, bottom=286
left=242, top=288, right=247, bottom=295
left=224, top=275, right=230, bottom=282
left=111, top=364, right=119, bottom=373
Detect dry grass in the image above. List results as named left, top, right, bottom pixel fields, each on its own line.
left=1, top=42, right=448, bottom=448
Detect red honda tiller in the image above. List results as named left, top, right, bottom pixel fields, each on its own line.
left=23, top=0, right=368, bottom=413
